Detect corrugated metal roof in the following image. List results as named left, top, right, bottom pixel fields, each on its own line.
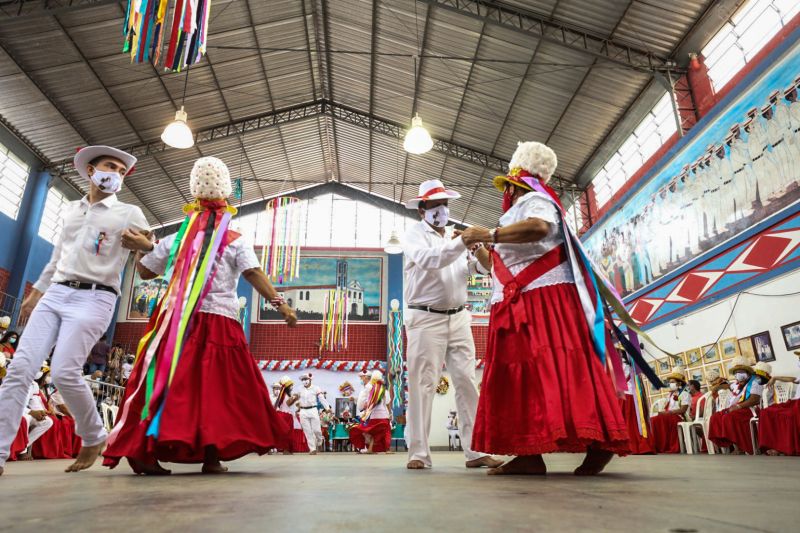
left=0, top=0, right=717, bottom=228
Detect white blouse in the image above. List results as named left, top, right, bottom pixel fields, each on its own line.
left=729, top=379, right=764, bottom=408
left=141, top=232, right=260, bottom=321
left=491, top=192, right=573, bottom=305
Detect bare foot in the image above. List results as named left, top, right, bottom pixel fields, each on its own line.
left=19, top=450, right=33, bottom=461
left=765, top=449, right=784, bottom=456
left=466, top=456, right=504, bottom=469
left=406, top=459, right=426, bottom=469
left=488, top=455, right=546, bottom=476
left=309, top=450, right=318, bottom=455
left=66, top=442, right=105, bottom=473
left=128, top=458, right=172, bottom=476
left=574, top=448, right=614, bottom=476
left=201, top=462, right=229, bottom=474
left=283, top=450, right=293, bottom=455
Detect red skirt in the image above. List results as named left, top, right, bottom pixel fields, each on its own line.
left=9, top=418, right=28, bottom=460
left=650, top=413, right=682, bottom=453
left=103, top=312, right=290, bottom=467
left=472, top=283, right=629, bottom=456
left=59, top=417, right=80, bottom=458
left=708, top=407, right=757, bottom=454
left=32, top=415, right=63, bottom=459
left=292, top=428, right=310, bottom=452
left=758, top=400, right=800, bottom=455
left=349, top=419, right=392, bottom=452
left=620, top=396, right=655, bottom=455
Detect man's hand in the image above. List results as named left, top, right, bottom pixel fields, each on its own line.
left=19, top=289, right=43, bottom=324
left=279, top=304, right=298, bottom=328
left=30, top=410, right=47, bottom=422
left=460, top=226, right=491, bottom=246
left=121, top=229, right=154, bottom=252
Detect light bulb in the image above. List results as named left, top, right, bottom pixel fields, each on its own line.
left=390, top=299, right=400, bottom=311
left=161, top=106, right=194, bottom=149
left=403, top=114, right=433, bottom=154
left=384, top=230, right=403, bottom=254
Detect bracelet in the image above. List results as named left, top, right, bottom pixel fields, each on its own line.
left=270, top=296, right=287, bottom=310
left=490, top=227, right=499, bottom=243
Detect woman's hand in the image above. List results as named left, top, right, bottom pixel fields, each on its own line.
left=460, top=226, right=492, bottom=246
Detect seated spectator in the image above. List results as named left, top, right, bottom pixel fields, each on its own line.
left=121, top=356, right=134, bottom=385
left=688, top=380, right=703, bottom=420
left=88, top=335, right=111, bottom=375
left=708, top=356, right=762, bottom=454
left=759, top=350, right=800, bottom=456
left=0, top=330, right=19, bottom=359
left=18, top=366, right=55, bottom=460
left=650, top=367, right=690, bottom=453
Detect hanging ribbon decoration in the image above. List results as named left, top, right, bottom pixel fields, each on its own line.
left=319, top=288, right=349, bottom=353
left=387, top=305, right=404, bottom=410
left=261, top=197, right=303, bottom=284
left=122, top=0, right=212, bottom=72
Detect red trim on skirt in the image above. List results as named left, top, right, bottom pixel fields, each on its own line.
left=708, top=407, right=757, bottom=454
left=349, top=419, right=391, bottom=452
left=103, top=312, right=290, bottom=467
left=758, top=399, right=800, bottom=455
left=472, top=283, right=629, bottom=456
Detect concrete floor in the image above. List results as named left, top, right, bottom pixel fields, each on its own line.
left=0, top=452, right=796, bottom=532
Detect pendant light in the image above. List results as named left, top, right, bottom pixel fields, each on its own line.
left=384, top=163, right=403, bottom=254
left=161, top=69, right=194, bottom=149
left=384, top=230, right=403, bottom=254
left=403, top=113, right=433, bottom=155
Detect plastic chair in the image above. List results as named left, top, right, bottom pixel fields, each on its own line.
left=650, top=398, right=666, bottom=416
left=390, top=423, right=406, bottom=452
left=100, top=403, right=116, bottom=432
left=678, top=392, right=711, bottom=454
left=749, top=382, right=795, bottom=455
left=448, top=429, right=461, bottom=451
left=774, top=381, right=795, bottom=404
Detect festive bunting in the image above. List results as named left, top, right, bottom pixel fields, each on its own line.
left=257, top=359, right=385, bottom=372
left=261, top=197, right=304, bottom=284
left=122, top=0, right=212, bottom=72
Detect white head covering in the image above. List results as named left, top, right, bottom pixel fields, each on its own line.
left=300, top=372, right=312, bottom=382
left=73, top=145, right=137, bottom=181
left=404, top=179, right=460, bottom=209
left=508, top=141, right=558, bottom=184
left=190, top=156, right=232, bottom=200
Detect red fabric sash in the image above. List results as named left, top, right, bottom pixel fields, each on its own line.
left=490, top=245, right=567, bottom=331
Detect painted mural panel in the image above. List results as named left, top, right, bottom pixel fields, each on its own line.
left=584, top=40, right=800, bottom=298
left=126, top=271, right=168, bottom=321
left=256, top=252, right=385, bottom=323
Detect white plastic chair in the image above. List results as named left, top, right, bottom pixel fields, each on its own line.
left=749, top=382, right=796, bottom=455
left=448, top=429, right=461, bottom=451
left=650, top=398, right=666, bottom=416
left=678, top=392, right=712, bottom=454
left=774, top=381, right=795, bottom=403
left=100, top=403, right=116, bottom=432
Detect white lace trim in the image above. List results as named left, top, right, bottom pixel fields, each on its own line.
left=490, top=262, right=574, bottom=305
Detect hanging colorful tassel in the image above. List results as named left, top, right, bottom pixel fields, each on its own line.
left=319, top=288, right=349, bottom=353
left=122, top=0, right=212, bottom=72
left=387, top=306, right=404, bottom=409
left=261, top=197, right=304, bottom=284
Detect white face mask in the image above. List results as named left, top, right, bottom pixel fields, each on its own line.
left=735, top=371, right=749, bottom=382
left=302, top=380, right=311, bottom=388
left=90, top=169, right=123, bottom=194
left=424, top=205, right=449, bottom=228
left=669, top=382, right=678, bottom=391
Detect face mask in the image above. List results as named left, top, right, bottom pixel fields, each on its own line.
left=302, top=380, right=311, bottom=388
left=502, top=188, right=514, bottom=213
left=424, top=205, right=449, bottom=228
left=734, top=371, right=748, bottom=382
left=669, top=382, right=678, bottom=391
left=90, top=169, right=123, bottom=194
left=758, top=376, right=768, bottom=385
left=9, top=338, right=16, bottom=344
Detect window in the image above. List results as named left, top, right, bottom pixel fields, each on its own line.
left=299, top=292, right=304, bottom=300
left=565, top=202, right=583, bottom=234
left=590, top=92, right=678, bottom=209
left=38, top=187, right=70, bottom=244
left=702, top=0, right=800, bottom=91
left=0, top=142, right=31, bottom=220
left=305, top=291, right=310, bottom=300
left=231, top=192, right=418, bottom=249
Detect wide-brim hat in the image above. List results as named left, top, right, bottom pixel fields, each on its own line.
left=493, top=169, right=537, bottom=193
left=728, top=355, right=753, bottom=376
left=279, top=375, right=293, bottom=387
left=300, top=372, right=313, bottom=381
left=405, top=179, right=460, bottom=209
left=754, top=361, right=772, bottom=379
left=665, top=367, right=687, bottom=383
left=74, top=145, right=137, bottom=182
left=371, top=370, right=384, bottom=382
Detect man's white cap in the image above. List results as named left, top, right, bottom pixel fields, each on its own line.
left=301, top=372, right=312, bottom=381
left=359, top=369, right=370, bottom=377
left=371, top=370, right=384, bottom=382
left=74, top=145, right=137, bottom=181
left=405, top=179, right=460, bottom=209
left=190, top=156, right=232, bottom=200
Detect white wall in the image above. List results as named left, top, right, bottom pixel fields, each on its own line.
left=428, top=369, right=484, bottom=448
left=641, top=268, right=800, bottom=377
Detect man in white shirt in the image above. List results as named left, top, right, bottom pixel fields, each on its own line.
left=296, top=373, right=331, bottom=455
left=0, top=146, right=154, bottom=477
left=402, top=179, right=501, bottom=470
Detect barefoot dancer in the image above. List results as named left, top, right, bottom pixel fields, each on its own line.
left=0, top=146, right=152, bottom=476
left=350, top=370, right=393, bottom=454
left=102, top=157, right=297, bottom=475
left=462, top=142, right=642, bottom=476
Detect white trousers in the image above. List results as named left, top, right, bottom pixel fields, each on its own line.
left=24, top=414, right=54, bottom=450
left=405, top=309, right=485, bottom=466
left=0, top=285, right=116, bottom=467
left=299, top=408, right=323, bottom=450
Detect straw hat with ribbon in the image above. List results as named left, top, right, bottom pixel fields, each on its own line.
left=665, top=366, right=688, bottom=383
left=753, top=361, right=772, bottom=380
left=728, top=355, right=753, bottom=377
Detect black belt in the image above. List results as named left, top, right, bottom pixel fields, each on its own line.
left=409, top=305, right=464, bottom=315
left=299, top=405, right=317, bottom=409
left=58, top=281, right=117, bottom=295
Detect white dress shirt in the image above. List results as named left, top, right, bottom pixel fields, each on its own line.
left=34, top=194, right=149, bottom=294
left=26, top=383, right=45, bottom=413
left=297, top=385, right=331, bottom=410
left=140, top=233, right=260, bottom=321
left=491, top=192, right=573, bottom=305
left=403, top=221, right=487, bottom=309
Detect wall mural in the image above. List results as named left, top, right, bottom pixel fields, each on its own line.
left=256, top=252, right=385, bottom=323
left=126, top=270, right=168, bottom=321
left=584, top=39, right=800, bottom=298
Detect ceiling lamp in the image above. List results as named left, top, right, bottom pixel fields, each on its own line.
left=403, top=113, right=433, bottom=154
left=161, top=106, right=194, bottom=149
left=384, top=230, right=403, bottom=254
